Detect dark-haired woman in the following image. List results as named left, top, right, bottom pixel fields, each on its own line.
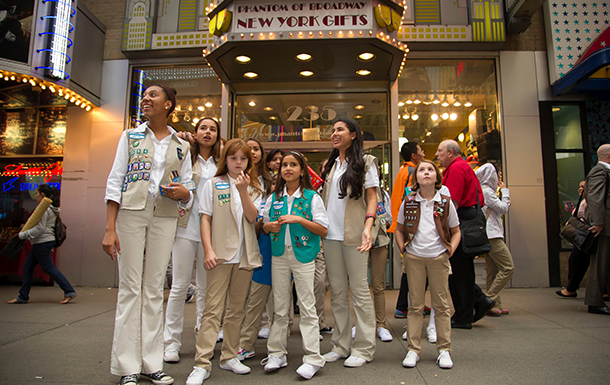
left=320, top=119, right=379, bottom=368
left=266, top=148, right=284, bottom=175
left=103, top=85, right=192, bottom=385
left=7, top=184, right=76, bottom=305
left=163, top=118, right=221, bottom=363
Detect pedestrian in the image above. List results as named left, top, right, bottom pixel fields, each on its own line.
left=320, top=118, right=378, bottom=368
left=103, top=84, right=192, bottom=385
left=394, top=160, right=460, bottom=369
left=261, top=151, right=328, bottom=379
left=435, top=140, right=495, bottom=329
left=163, top=118, right=221, bottom=363
left=584, top=144, right=610, bottom=315
left=186, top=138, right=262, bottom=385
left=8, top=184, right=77, bottom=305
left=476, top=163, right=514, bottom=315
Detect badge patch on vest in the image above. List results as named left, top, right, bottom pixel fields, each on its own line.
left=129, top=132, right=146, bottom=140
left=217, top=193, right=230, bottom=206
left=215, top=181, right=230, bottom=190
left=177, top=147, right=183, bottom=160
left=273, top=201, right=285, bottom=210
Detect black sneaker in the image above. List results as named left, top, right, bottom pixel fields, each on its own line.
left=119, top=374, right=138, bottom=385
left=319, top=326, right=333, bottom=334
left=140, top=371, right=174, bottom=385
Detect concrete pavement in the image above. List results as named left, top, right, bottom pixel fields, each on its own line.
left=1, top=285, right=609, bottom=384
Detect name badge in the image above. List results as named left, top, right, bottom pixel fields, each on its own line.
left=215, top=181, right=230, bottom=190
left=272, top=201, right=285, bottom=210
left=182, top=180, right=196, bottom=191
left=129, top=132, right=146, bottom=140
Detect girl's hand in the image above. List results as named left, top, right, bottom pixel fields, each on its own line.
left=265, top=221, right=282, bottom=233
left=278, top=214, right=301, bottom=225
left=176, top=131, right=196, bottom=146
left=235, top=171, right=250, bottom=193
left=204, top=251, right=218, bottom=270
left=498, top=181, right=506, bottom=189
left=102, top=230, right=120, bottom=261
left=447, top=244, right=454, bottom=258
left=357, top=228, right=372, bottom=252
left=161, top=182, right=189, bottom=202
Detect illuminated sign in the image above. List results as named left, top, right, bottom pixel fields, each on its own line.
left=1, top=162, right=63, bottom=192
left=36, top=0, right=76, bottom=80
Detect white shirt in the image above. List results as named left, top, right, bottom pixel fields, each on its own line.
left=326, top=157, right=379, bottom=241
left=199, top=175, right=262, bottom=264
left=176, top=155, right=217, bottom=242
left=105, top=122, right=193, bottom=207
left=398, top=190, right=459, bottom=258
left=263, top=187, right=329, bottom=244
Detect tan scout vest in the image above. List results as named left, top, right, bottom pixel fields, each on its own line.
left=401, top=193, right=452, bottom=252
left=210, top=175, right=262, bottom=270
left=120, top=127, right=190, bottom=217
left=177, top=159, right=203, bottom=228
left=321, top=154, right=382, bottom=247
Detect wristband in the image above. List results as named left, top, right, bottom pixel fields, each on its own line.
left=365, top=213, right=376, bottom=223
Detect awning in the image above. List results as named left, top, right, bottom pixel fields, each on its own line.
left=553, top=26, right=610, bottom=98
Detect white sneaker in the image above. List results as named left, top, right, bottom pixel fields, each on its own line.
left=219, top=358, right=251, bottom=374
left=377, top=327, right=393, bottom=342
left=351, top=326, right=356, bottom=339
left=402, top=330, right=408, bottom=340
left=344, top=355, right=367, bottom=367
left=437, top=350, right=453, bottom=369
left=262, top=354, right=287, bottom=372
left=163, top=348, right=180, bottom=363
left=237, top=347, right=255, bottom=361
left=323, top=351, right=343, bottom=363
left=296, top=363, right=321, bottom=379
left=402, top=351, right=419, bottom=368
left=217, top=330, right=223, bottom=342
left=319, top=334, right=323, bottom=341
left=258, top=327, right=270, bottom=339
left=427, top=327, right=437, bottom=343
left=186, top=367, right=209, bottom=385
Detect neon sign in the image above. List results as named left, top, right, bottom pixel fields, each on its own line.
left=36, top=0, right=76, bottom=80
left=1, top=162, right=63, bottom=192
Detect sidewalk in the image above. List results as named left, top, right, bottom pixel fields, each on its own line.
left=1, top=285, right=609, bottom=384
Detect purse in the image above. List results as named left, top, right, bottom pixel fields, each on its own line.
left=560, top=194, right=598, bottom=254
left=459, top=190, right=492, bottom=257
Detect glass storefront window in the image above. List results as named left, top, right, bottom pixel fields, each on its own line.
left=129, top=65, right=223, bottom=132
left=553, top=105, right=583, bottom=149
left=398, top=59, right=501, bottom=169
left=234, top=92, right=388, bottom=144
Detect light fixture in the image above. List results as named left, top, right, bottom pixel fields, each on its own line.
left=464, top=96, right=472, bottom=107
left=453, top=95, right=461, bottom=107
left=354, top=114, right=363, bottom=119
left=193, top=117, right=200, bottom=124
left=432, top=94, right=440, bottom=104
left=411, top=110, right=419, bottom=121
left=458, top=132, right=465, bottom=142
left=197, top=105, right=205, bottom=111
left=236, top=55, right=251, bottom=64
left=406, top=98, right=413, bottom=104
left=423, top=93, right=432, bottom=105
left=358, top=52, right=375, bottom=61
left=441, top=95, right=449, bottom=107
left=414, top=95, right=421, bottom=104
left=249, top=101, right=256, bottom=107
left=184, top=111, right=191, bottom=122
left=450, top=112, right=457, bottom=120
left=402, top=112, right=410, bottom=120
left=300, top=70, right=314, bottom=77
left=263, top=106, right=273, bottom=111
left=552, top=107, right=561, bottom=112
left=244, top=72, right=258, bottom=79
left=205, top=98, right=213, bottom=108
left=269, top=116, right=277, bottom=120
left=356, top=69, right=371, bottom=76
left=296, top=53, right=312, bottom=62
left=442, top=112, right=449, bottom=120
left=430, top=113, right=438, bottom=121
left=354, top=105, right=365, bottom=110
left=398, top=101, right=405, bottom=107
left=171, top=113, right=180, bottom=123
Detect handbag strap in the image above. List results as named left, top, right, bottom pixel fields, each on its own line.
left=572, top=192, right=584, bottom=218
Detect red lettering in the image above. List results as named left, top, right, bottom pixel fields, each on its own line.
left=287, top=16, right=298, bottom=27
left=298, top=16, right=308, bottom=27
left=237, top=19, right=247, bottom=29
left=258, top=18, right=273, bottom=28
left=309, top=15, right=320, bottom=27
left=359, top=15, right=367, bottom=25
left=322, top=15, right=333, bottom=26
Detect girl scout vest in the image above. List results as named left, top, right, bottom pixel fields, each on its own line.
left=177, top=158, right=203, bottom=228
left=401, top=193, right=452, bottom=252
left=210, top=175, right=262, bottom=270
left=321, top=154, right=384, bottom=247
left=269, top=188, right=321, bottom=263
left=120, top=126, right=189, bottom=218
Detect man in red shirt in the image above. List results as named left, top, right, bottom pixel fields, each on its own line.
left=436, top=140, right=495, bottom=329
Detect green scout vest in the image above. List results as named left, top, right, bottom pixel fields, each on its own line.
left=270, top=188, right=320, bottom=263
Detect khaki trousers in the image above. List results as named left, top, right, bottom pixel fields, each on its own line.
left=240, top=281, right=271, bottom=352
left=484, top=238, right=514, bottom=308
left=314, top=251, right=331, bottom=328
left=111, top=199, right=177, bottom=376
left=267, top=246, right=325, bottom=367
left=323, top=240, right=376, bottom=361
left=405, top=252, right=451, bottom=354
left=369, top=246, right=388, bottom=328
left=194, top=264, right=252, bottom=371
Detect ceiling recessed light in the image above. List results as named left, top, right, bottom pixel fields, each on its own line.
left=356, top=69, right=371, bottom=76
left=236, top=55, right=251, bottom=64
left=354, top=105, right=365, bottom=110
left=243, top=72, right=258, bottom=79
left=300, top=70, right=314, bottom=77
left=354, top=114, right=363, bottom=119
left=263, top=107, right=273, bottom=111
left=358, top=53, right=375, bottom=61
left=269, top=116, right=277, bottom=120
left=249, top=101, right=256, bottom=107
left=296, top=53, right=312, bottom=61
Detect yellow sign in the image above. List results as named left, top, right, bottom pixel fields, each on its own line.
left=209, top=9, right=233, bottom=36
left=374, top=5, right=401, bottom=33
